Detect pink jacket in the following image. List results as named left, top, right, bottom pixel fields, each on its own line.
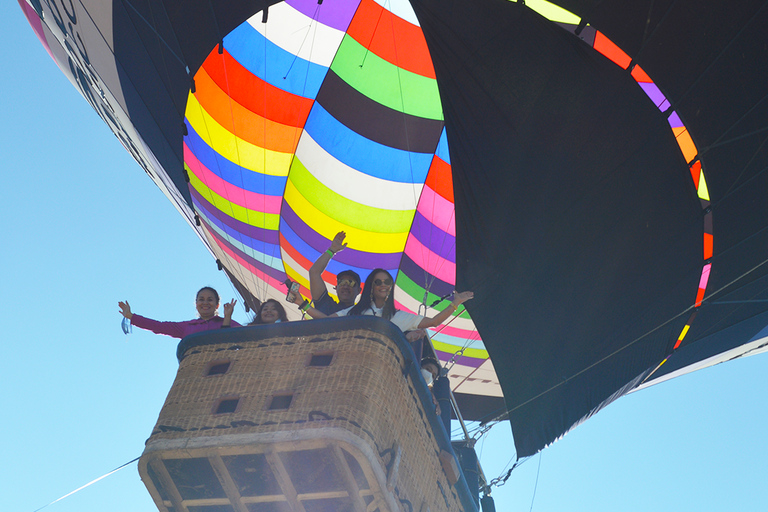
left=131, top=314, right=241, bottom=339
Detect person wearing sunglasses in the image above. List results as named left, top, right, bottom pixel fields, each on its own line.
left=307, top=231, right=362, bottom=315
left=298, top=268, right=473, bottom=334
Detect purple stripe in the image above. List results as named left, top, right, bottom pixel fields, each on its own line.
left=190, top=187, right=280, bottom=245
left=286, top=0, right=359, bottom=32
left=435, top=349, right=486, bottom=369
left=668, top=111, right=683, bottom=129
left=400, top=253, right=454, bottom=297
left=639, top=82, right=666, bottom=109
left=280, top=200, right=402, bottom=269
left=202, top=218, right=287, bottom=283
left=410, top=210, right=456, bottom=262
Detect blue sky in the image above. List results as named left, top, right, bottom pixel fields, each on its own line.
left=3, top=3, right=767, bottom=511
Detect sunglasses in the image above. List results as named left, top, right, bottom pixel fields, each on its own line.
left=373, top=278, right=393, bottom=286
left=337, top=279, right=358, bottom=287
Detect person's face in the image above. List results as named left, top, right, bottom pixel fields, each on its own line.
left=335, top=275, right=360, bottom=303
left=260, top=301, right=280, bottom=323
left=196, top=290, right=219, bottom=319
left=371, top=271, right=393, bottom=303
left=423, top=362, right=440, bottom=381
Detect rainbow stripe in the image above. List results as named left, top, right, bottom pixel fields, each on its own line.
left=183, top=0, right=496, bottom=398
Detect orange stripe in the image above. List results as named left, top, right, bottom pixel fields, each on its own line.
left=279, top=233, right=314, bottom=297
left=704, top=233, right=713, bottom=260
left=593, top=31, right=630, bottom=70
left=689, top=160, right=701, bottom=188
left=695, top=287, right=706, bottom=307
left=347, top=0, right=436, bottom=79
left=630, top=64, right=652, bottom=83
left=194, top=67, right=303, bottom=154
left=425, top=156, right=454, bottom=202
left=202, top=49, right=314, bottom=127
left=279, top=233, right=311, bottom=271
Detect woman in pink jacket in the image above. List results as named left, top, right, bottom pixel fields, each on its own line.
left=118, top=286, right=240, bottom=339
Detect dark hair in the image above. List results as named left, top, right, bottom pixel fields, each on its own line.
left=250, top=298, right=288, bottom=324
left=348, top=268, right=396, bottom=319
left=337, top=269, right=361, bottom=285
left=197, top=287, right=220, bottom=305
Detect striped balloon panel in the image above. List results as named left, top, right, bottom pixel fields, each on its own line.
left=184, top=0, right=497, bottom=397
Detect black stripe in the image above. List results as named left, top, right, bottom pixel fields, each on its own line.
left=316, top=70, right=444, bottom=154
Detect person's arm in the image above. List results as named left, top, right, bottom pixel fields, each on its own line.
left=129, top=314, right=187, bottom=338
left=222, top=299, right=237, bottom=327
left=290, top=295, right=336, bottom=319
left=417, top=291, right=474, bottom=329
left=309, top=231, right=347, bottom=301
left=305, top=306, right=334, bottom=319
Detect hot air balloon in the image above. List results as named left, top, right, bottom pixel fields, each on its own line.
left=18, top=0, right=768, bottom=507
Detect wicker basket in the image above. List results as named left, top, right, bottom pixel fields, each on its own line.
left=139, top=316, right=478, bottom=512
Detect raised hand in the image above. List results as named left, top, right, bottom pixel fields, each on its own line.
left=118, top=300, right=133, bottom=319
left=330, top=231, right=347, bottom=254
left=451, top=291, right=474, bottom=307
left=223, top=299, right=237, bottom=318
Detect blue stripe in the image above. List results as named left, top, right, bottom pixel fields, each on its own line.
left=225, top=21, right=327, bottom=99
left=202, top=218, right=287, bottom=283
left=280, top=205, right=399, bottom=278
left=305, top=103, right=433, bottom=184
left=185, top=121, right=287, bottom=197
left=193, top=196, right=283, bottom=271
left=435, top=127, right=451, bottom=164
left=432, top=331, right=488, bottom=355
left=190, top=187, right=281, bottom=245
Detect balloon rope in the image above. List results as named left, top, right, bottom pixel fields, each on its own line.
left=489, top=253, right=768, bottom=427
left=528, top=453, right=542, bottom=512
left=32, top=456, right=140, bottom=512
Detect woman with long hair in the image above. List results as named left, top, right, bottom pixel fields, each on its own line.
left=249, top=298, right=289, bottom=325
left=118, top=286, right=239, bottom=339
left=298, top=268, right=473, bottom=333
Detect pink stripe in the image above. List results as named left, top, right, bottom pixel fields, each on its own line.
left=404, top=233, right=456, bottom=284
left=431, top=322, right=477, bottom=339
left=699, top=263, right=712, bottom=289
left=393, top=300, right=475, bottom=339
left=417, top=186, right=456, bottom=237
left=19, top=1, right=55, bottom=60
left=184, top=143, right=282, bottom=214
left=207, top=225, right=287, bottom=290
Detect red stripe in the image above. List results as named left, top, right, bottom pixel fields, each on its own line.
left=193, top=67, right=303, bottom=153
left=425, top=156, right=454, bottom=202
left=201, top=49, right=314, bottom=127
left=347, top=0, right=436, bottom=79
left=689, top=160, right=702, bottom=188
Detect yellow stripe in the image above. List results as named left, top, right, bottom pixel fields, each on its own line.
left=527, top=0, right=581, bottom=24
left=186, top=93, right=292, bottom=177
left=678, top=324, right=690, bottom=342
left=283, top=179, right=408, bottom=254
left=189, top=166, right=281, bottom=230
left=432, top=340, right=489, bottom=360
left=696, top=170, right=711, bottom=201
left=289, top=159, right=415, bottom=234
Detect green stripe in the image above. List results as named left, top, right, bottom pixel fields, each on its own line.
left=397, top=272, right=470, bottom=319
left=331, top=34, right=443, bottom=121
left=290, top=158, right=415, bottom=234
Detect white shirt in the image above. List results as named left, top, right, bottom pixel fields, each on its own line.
left=335, top=304, right=425, bottom=332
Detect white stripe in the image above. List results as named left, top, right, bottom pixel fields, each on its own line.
left=248, top=3, right=345, bottom=67
left=296, top=132, right=424, bottom=211
left=394, top=286, right=478, bottom=332
left=374, top=0, right=420, bottom=26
